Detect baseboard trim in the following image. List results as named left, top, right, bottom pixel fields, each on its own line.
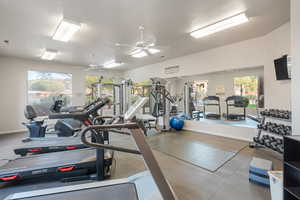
left=183, top=127, right=252, bottom=142
left=0, top=129, right=27, bottom=135
left=183, top=120, right=255, bottom=142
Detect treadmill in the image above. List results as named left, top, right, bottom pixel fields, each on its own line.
left=4, top=97, right=178, bottom=200
left=203, top=96, right=221, bottom=120
left=14, top=98, right=110, bottom=156
left=0, top=98, right=112, bottom=183
left=225, top=95, right=249, bottom=121
left=14, top=137, right=88, bottom=156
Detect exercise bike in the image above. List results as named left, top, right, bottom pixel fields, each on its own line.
left=23, top=98, right=105, bottom=138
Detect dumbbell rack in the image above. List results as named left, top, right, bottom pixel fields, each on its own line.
left=250, top=115, right=292, bottom=154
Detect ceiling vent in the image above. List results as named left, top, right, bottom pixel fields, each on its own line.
left=164, top=65, right=180, bottom=74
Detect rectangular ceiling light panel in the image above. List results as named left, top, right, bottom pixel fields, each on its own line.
left=53, top=19, right=81, bottom=42
left=148, top=48, right=160, bottom=54
left=103, top=60, right=124, bottom=68
left=190, top=13, right=249, bottom=39
left=131, top=49, right=148, bottom=58
left=41, top=49, right=58, bottom=60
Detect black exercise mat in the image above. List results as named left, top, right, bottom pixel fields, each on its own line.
left=147, top=132, right=247, bottom=172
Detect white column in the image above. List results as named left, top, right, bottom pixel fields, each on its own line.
left=291, top=0, right=300, bottom=134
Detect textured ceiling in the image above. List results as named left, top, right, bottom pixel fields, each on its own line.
left=0, top=0, right=290, bottom=71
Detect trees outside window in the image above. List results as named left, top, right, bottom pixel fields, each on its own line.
left=84, top=75, right=114, bottom=104
left=192, top=80, right=208, bottom=106
left=234, top=76, right=258, bottom=108
left=28, top=71, right=72, bottom=115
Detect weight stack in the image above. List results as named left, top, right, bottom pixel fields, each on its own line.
left=249, top=157, right=273, bottom=187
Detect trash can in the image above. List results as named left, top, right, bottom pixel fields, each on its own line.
left=268, top=171, right=283, bottom=200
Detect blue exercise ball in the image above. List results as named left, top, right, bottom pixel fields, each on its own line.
left=170, top=117, right=184, bottom=131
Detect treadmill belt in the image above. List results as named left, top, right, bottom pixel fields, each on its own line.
left=20, top=137, right=82, bottom=147
left=12, top=183, right=138, bottom=200
left=15, top=137, right=88, bottom=156
left=0, top=149, right=95, bottom=174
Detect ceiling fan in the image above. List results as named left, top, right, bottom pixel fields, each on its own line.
left=115, top=26, right=161, bottom=58
left=85, top=26, right=161, bottom=71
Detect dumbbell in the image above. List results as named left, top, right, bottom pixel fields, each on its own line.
left=253, top=137, right=260, bottom=143
left=275, top=138, right=283, bottom=144
left=253, top=137, right=265, bottom=145
left=257, top=124, right=263, bottom=129
left=261, top=109, right=292, bottom=120
left=276, top=144, right=284, bottom=154
left=270, top=141, right=279, bottom=151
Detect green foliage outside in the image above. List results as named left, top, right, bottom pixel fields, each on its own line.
left=32, top=93, right=71, bottom=115
left=28, top=71, right=72, bottom=116
left=234, top=76, right=258, bottom=94
left=234, top=76, right=258, bottom=108
left=30, top=80, right=65, bottom=92
left=133, top=81, right=151, bottom=87
left=85, top=75, right=114, bottom=104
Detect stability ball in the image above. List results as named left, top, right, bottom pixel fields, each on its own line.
left=170, top=117, right=184, bottom=131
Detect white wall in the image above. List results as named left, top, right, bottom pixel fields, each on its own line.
left=125, top=23, right=291, bottom=110
left=0, top=56, right=122, bottom=134
left=264, top=23, right=291, bottom=109
left=291, top=0, right=300, bottom=133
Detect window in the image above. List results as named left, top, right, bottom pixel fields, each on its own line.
left=85, top=75, right=114, bottom=104
left=234, top=76, right=258, bottom=108
left=85, top=75, right=115, bottom=115
left=28, top=71, right=72, bottom=115
left=85, top=75, right=102, bottom=104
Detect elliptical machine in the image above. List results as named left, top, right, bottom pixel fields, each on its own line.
left=23, top=98, right=105, bottom=138
left=23, top=105, right=81, bottom=138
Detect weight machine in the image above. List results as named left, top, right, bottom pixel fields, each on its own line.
left=150, top=78, right=175, bottom=131
left=91, top=78, right=130, bottom=116
left=183, top=82, right=196, bottom=119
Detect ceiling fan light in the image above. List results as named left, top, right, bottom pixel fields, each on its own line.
left=52, top=19, right=81, bottom=42
left=131, top=49, right=148, bottom=58
left=41, top=49, right=58, bottom=60
left=148, top=48, right=160, bottom=54
left=103, top=60, right=124, bottom=68
left=190, top=13, right=249, bottom=39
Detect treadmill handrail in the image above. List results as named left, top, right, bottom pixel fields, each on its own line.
left=80, top=123, right=177, bottom=200
left=49, top=97, right=110, bottom=120
left=86, top=97, right=110, bottom=116
left=81, top=125, right=141, bottom=155
left=49, top=112, right=87, bottom=120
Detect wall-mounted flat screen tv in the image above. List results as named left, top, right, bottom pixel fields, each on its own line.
left=274, top=55, right=291, bottom=80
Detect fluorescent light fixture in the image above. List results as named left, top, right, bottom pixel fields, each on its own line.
left=131, top=49, right=148, bottom=58
left=41, top=49, right=58, bottom=60
left=53, top=19, right=81, bottom=42
left=88, top=64, right=100, bottom=68
left=190, top=13, right=249, bottom=39
left=103, top=60, right=124, bottom=68
left=148, top=48, right=160, bottom=54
